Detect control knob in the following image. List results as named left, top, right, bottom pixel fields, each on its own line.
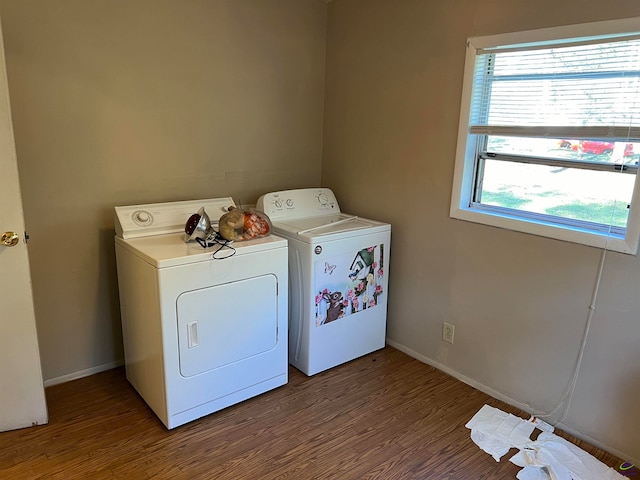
left=132, top=210, right=153, bottom=226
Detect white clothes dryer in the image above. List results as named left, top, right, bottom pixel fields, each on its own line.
left=257, top=188, right=391, bottom=376
left=114, top=197, right=288, bottom=429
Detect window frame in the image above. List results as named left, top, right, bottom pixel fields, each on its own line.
left=450, top=17, right=640, bottom=255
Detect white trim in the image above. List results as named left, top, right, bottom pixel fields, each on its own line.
left=450, top=40, right=479, bottom=214
left=451, top=205, right=638, bottom=254
left=385, top=339, right=640, bottom=466
left=469, top=16, right=640, bottom=49
left=43, top=359, right=124, bottom=388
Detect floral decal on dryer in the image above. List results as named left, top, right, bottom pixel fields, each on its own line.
left=314, top=244, right=385, bottom=326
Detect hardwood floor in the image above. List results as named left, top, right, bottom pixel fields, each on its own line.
left=0, top=347, right=623, bottom=479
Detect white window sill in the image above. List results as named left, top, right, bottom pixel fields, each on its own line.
left=450, top=204, right=638, bottom=255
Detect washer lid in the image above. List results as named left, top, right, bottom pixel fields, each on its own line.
left=272, top=214, right=389, bottom=242
left=115, top=232, right=287, bottom=268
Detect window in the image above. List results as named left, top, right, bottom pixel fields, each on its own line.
left=450, top=18, right=640, bottom=254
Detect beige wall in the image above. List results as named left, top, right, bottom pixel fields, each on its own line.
left=2, top=0, right=639, bottom=465
left=0, top=0, right=327, bottom=380
left=324, top=0, right=640, bottom=463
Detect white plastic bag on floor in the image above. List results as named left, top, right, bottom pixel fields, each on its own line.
left=465, top=404, right=536, bottom=461
left=509, top=432, right=626, bottom=480
left=515, top=465, right=552, bottom=480
left=467, top=405, right=626, bottom=480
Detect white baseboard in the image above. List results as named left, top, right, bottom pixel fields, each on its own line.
left=43, top=359, right=124, bottom=388
left=385, top=339, right=638, bottom=466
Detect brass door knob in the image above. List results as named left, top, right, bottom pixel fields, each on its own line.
left=1, top=231, right=19, bottom=247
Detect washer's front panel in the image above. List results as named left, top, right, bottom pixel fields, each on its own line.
left=284, top=229, right=390, bottom=376
left=177, top=275, right=278, bottom=377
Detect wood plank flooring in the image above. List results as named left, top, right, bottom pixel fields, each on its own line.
left=0, top=347, right=623, bottom=479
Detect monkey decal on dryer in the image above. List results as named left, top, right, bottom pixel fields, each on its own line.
left=314, top=244, right=385, bottom=326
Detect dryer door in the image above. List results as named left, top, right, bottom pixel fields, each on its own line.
left=176, top=274, right=278, bottom=377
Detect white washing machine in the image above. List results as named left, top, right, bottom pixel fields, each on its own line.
left=257, top=188, right=391, bottom=376
left=114, top=197, right=288, bottom=429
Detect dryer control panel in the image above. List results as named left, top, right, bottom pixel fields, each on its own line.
left=257, top=188, right=340, bottom=221
left=115, top=197, right=235, bottom=239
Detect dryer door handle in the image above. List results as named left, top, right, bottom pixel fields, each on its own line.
left=187, top=321, right=199, bottom=349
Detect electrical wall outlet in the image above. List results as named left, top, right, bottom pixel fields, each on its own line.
left=442, top=322, right=455, bottom=344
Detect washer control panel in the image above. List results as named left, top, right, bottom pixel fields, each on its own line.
left=256, top=188, right=340, bottom=221
left=115, top=197, right=235, bottom=239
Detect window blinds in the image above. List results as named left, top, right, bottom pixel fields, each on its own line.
left=468, top=37, right=640, bottom=141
